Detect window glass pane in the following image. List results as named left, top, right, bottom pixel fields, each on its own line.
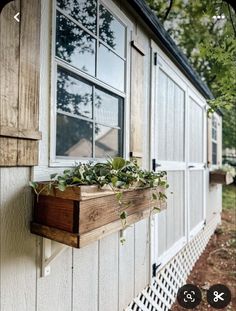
left=213, top=129, right=217, bottom=140
left=56, top=114, right=93, bottom=157
left=56, top=12, right=96, bottom=76
left=212, top=142, right=217, bottom=164
left=99, top=4, right=125, bottom=57
left=57, top=67, right=93, bottom=119
left=57, top=0, right=97, bottom=33
left=95, top=124, right=122, bottom=158
left=97, top=43, right=124, bottom=91
left=95, top=88, right=123, bottom=127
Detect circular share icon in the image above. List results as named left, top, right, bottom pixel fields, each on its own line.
left=177, top=284, right=202, bottom=309
left=207, top=284, right=231, bottom=309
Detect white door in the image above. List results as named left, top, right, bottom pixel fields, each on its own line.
left=150, top=41, right=206, bottom=275
left=187, top=90, right=206, bottom=238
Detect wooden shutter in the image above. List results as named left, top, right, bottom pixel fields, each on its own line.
left=130, top=39, right=145, bottom=165
left=0, top=0, right=41, bottom=166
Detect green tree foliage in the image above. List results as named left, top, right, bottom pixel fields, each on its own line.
left=146, top=0, right=236, bottom=148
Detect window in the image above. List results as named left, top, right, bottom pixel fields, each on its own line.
left=53, top=0, right=127, bottom=161
left=212, top=115, right=218, bottom=165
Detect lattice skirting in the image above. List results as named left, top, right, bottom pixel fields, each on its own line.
left=126, top=215, right=220, bottom=311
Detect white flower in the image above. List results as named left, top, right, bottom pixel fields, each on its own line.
left=110, top=169, right=118, bottom=175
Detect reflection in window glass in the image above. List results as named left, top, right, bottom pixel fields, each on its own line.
left=212, top=142, right=217, bottom=165
left=56, top=114, right=93, bottom=157
left=95, top=88, right=123, bottom=127
left=212, top=117, right=217, bottom=141
left=56, top=12, right=96, bottom=75
left=97, top=43, right=125, bottom=91
left=57, top=0, right=97, bottom=33
left=95, top=124, right=122, bottom=158
left=57, top=67, right=93, bottom=119
left=99, top=4, right=125, bottom=57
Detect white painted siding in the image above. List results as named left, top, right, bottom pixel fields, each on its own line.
left=0, top=168, right=36, bottom=311
left=73, top=242, right=99, bottom=311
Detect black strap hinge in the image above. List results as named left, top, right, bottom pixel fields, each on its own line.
left=154, top=52, right=157, bottom=65
left=152, top=263, right=161, bottom=277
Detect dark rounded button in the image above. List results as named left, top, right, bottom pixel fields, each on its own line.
left=177, top=284, right=202, bottom=309
left=207, top=284, right=231, bottom=309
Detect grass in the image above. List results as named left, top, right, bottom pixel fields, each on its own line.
left=222, top=184, right=236, bottom=210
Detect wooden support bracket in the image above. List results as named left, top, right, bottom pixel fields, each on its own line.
left=41, top=238, right=69, bottom=277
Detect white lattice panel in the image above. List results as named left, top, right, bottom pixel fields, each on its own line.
left=126, top=216, right=220, bottom=311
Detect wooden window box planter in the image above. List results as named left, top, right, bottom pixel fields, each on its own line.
left=30, top=184, right=166, bottom=248
left=209, top=170, right=234, bottom=185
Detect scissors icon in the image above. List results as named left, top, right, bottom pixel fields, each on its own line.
left=213, top=291, right=224, bottom=302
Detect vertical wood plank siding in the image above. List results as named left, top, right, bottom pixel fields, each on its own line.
left=0, top=0, right=41, bottom=166
left=0, top=168, right=36, bottom=310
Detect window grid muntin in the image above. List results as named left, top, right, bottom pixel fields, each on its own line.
left=56, top=4, right=126, bottom=62
left=54, top=0, right=127, bottom=160
left=56, top=68, right=123, bottom=130
left=99, top=3, right=126, bottom=57
left=56, top=66, right=124, bottom=158
left=55, top=57, right=126, bottom=98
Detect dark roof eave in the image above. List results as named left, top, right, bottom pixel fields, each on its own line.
left=129, top=0, right=215, bottom=100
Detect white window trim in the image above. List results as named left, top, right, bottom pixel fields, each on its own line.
left=211, top=114, right=218, bottom=167
left=207, top=111, right=221, bottom=171
left=49, top=0, right=133, bottom=167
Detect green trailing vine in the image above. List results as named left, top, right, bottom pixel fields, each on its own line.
left=30, top=157, right=168, bottom=243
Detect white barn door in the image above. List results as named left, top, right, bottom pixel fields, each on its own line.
left=150, top=41, right=206, bottom=275
left=150, top=42, right=187, bottom=271
left=187, top=90, right=206, bottom=238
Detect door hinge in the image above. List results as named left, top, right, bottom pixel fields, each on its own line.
left=154, top=52, right=157, bottom=65
left=152, top=263, right=161, bottom=277
left=152, top=158, right=156, bottom=171
left=152, top=159, right=161, bottom=171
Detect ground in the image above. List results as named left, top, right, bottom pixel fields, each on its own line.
left=171, top=185, right=236, bottom=310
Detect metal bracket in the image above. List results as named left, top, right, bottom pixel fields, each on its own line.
left=41, top=238, right=69, bottom=277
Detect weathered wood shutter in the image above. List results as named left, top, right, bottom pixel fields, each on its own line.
left=0, top=0, right=41, bottom=166
left=130, top=39, right=145, bottom=165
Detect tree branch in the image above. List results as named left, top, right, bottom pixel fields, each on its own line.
left=223, top=0, right=236, bottom=13
left=164, top=0, right=174, bottom=21
left=227, top=3, right=236, bottom=37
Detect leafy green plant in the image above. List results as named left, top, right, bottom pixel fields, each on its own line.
left=30, top=157, right=168, bottom=242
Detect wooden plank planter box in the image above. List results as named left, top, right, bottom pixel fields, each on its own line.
left=210, top=170, right=234, bottom=185
left=30, top=184, right=166, bottom=248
